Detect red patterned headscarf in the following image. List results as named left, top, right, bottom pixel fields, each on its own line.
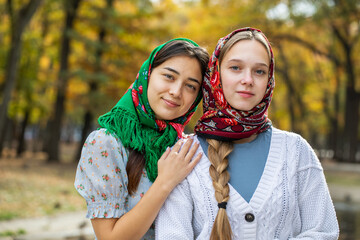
left=194, top=27, right=275, bottom=141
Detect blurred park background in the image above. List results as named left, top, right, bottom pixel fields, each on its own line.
left=0, top=0, right=359, bottom=239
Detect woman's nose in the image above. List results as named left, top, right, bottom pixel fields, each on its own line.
left=241, top=69, right=254, bottom=86
left=169, top=82, right=182, bottom=97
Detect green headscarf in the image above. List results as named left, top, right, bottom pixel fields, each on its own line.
left=98, top=38, right=202, bottom=182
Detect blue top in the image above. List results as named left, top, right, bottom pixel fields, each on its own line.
left=74, top=128, right=155, bottom=240
left=198, top=128, right=272, bottom=202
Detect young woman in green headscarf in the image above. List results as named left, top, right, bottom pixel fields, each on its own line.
left=74, top=38, right=209, bottom=239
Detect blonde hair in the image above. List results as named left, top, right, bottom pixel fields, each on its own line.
left=207, top=30, right=271, bottom=240
left=207, top=139, right=234, bottom=240
left=219, top=30, right=271, bottom=65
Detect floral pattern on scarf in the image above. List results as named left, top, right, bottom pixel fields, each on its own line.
left=194, top=27, right=275, bottom=141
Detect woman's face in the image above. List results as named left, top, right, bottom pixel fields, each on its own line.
left=220, top=39, right=270, bottom=111
left=148, top=55, right=202, bottom=120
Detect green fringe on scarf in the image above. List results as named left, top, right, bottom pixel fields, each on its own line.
left=98, top=38, right=201, bottom=182
left=98, top=93, right=178, bottom=182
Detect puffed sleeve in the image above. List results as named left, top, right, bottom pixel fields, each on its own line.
left=74, top=128, right=129, bottom=219
left=291, top=136, right=339, bottom=239
left=155, top=179, right=195, bottom=240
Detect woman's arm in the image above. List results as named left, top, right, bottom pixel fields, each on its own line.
left=92, top=138, right=202, bottom=240
left=290, top=138, right=339, bottom=239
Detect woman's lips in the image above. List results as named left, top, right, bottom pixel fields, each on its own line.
left=237, top=91, right=254, bottom=98
left=162, top=98, right=180, bottom=107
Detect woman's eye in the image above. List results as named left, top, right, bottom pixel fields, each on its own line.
left=256, top=69, right=266, bottom=75
left=230, top=66, right=240, bottom=71
left=164, top=74, right=174, bottom=80
left=186, top=84, right=197, bottom=91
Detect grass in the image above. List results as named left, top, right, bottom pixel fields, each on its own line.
left=324, top=171, right=360, bottom=186
left=0, top=229, right=26, bottom=237
left=0, top=144, right=86, bottom=221
left=0, top=144, right=359, bottom=222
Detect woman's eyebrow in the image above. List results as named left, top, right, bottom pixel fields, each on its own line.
left=189, top=78, right=201, bottom=85
left=256, top=63, right=269, bottom=68
left=228, top=59, right=269, bottom=68
left=164, top=67, right=179, bottom=75
left=164, top=67, right=201, bottom=85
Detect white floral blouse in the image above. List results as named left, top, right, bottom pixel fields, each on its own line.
left=74, top=128, right=154, bottom=239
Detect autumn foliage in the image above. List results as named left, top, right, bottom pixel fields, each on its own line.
left=0, top=0, right=359, bottom=162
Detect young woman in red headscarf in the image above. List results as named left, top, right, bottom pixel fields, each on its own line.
left=156, top=28, right=339, bottom=240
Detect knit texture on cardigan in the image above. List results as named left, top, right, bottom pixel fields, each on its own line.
left=155, top=128, right=339, bottom=239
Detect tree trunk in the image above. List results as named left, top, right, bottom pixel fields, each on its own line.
left=274, top=27, right=359, bottom=163
left=0, top=117, right=11, bottom=156
left=17, top=109, right=30, bottom=156
left=277, top=45, right=306, bottom=134
left=319, top=59, right=341, bottom=158
left=332, top=24, right=359, bottom=162
left=343, top=87, right=359, bottom=162
left=47, top=0, right=82, bottom=162
left=76, top=111, right=93, bottom=161
left=75, top=0, right=113, bottom=162
left=0, top=0, right=42, bottom=155
left=332, top=64, right=342, bottom=161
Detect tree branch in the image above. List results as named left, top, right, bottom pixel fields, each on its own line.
left=17, top=0, right=43, bottom=34
left=272, top=33, right=341, bottom=66
left=6, top=0, right=14, bottom=31
left=331, top=23, right=350, bottom=50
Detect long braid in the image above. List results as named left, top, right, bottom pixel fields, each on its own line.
left=207, top=139, right=234, bottom=240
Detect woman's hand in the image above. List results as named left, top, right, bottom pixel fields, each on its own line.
left=156, top=138, right=202, bottom=192
left=91, top=138, right=201, bottom=240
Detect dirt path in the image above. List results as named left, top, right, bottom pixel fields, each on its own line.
left=0, top=152, right=359, bottom=240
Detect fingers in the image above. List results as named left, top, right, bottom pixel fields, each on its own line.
left=188, top=152, right=202, bottom=170
left=157, top=139, right=203, bottom=188
left=159, top=146, right=171, bottom=161
left=164, top=138, right=202, bottom=164
left=183, top=141, right=199, bottom=161
left=170, top=138, right=194, bottom=156
left=177, top=138, right=194, bottom=157
left=171, top=139, right=185, bottom=153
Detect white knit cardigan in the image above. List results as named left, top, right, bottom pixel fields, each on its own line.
left=155, top=128, right=339, bottom=239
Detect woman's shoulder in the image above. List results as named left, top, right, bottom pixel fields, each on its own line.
left=272, top=126, right=299, bottom=137
left=82, top=128, right=128, bottom=161
left=271, top=127, right=309, bottom=146
left=189, top=135, right=212, bottom=176
left=271, top=127, right=321, bottom=170
left=86, top=128, right=124, bottom=147
left=272, top=127, right=311, bottom=146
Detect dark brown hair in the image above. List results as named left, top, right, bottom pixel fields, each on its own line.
left=126, top=40, right=209, bottom=195
left=126, top=149, right=146, bottom=195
